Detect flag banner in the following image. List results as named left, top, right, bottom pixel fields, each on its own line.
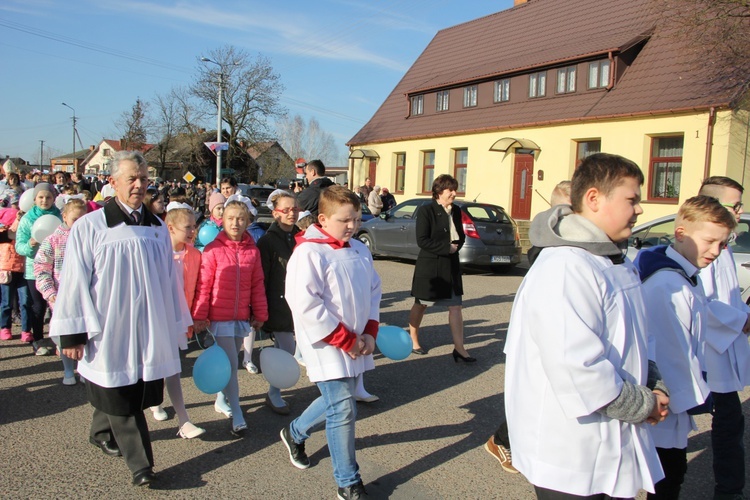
left=204, top=142, right=229, bottom=152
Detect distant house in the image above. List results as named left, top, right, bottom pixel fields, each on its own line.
left=145, top=131, right=260, bottom=184
left=347, top=0, right=749, bottom=224
left=79, top=139, right=155, bottom=175
left=50, top=149, right=91, bottom=174
left=245, top=140, right=295, bottom=184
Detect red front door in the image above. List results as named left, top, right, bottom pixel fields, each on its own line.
left=511, top=154, right=534, bottom=220
left=368, top=160, right=377, bottom=186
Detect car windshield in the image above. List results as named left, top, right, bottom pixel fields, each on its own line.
left=240, top=187, right=274, bottom=201
left=464, top=205, right=511, bottom=223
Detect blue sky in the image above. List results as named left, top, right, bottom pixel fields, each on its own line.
left=0, top=0, right=514, bottom=165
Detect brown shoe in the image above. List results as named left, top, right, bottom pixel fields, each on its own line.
left=484, top=436, right=518, bottom=473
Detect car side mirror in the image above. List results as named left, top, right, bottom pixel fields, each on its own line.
left=380, top=212, right=389, bottom=220
left=631, top=237, right=643, bottom=250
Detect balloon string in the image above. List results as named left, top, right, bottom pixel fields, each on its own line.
left=194, top=327, right=216, bottom=351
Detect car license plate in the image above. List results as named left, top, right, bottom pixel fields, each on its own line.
left=491, top=255, right=511, bottom=263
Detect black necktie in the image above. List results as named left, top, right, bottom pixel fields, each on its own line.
left=131, top=210, right=141, bottom=225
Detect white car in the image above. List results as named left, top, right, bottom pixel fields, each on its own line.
left=627, top=213, right=750, bottom=303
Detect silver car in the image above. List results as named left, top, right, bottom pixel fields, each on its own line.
left=627, top=213, right=750, bottom=303
left=357, top=198, right=522, bottom=271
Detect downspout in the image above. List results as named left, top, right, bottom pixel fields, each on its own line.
left=347, top=150, right=354, bottom=189
left=704, top=106, right=716, bottom=180
left=606, top=51, right=615, bottom=90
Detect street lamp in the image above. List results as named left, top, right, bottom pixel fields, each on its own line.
left=61, top=102, right=77, bottom=174
left=200, top=57, right=239, bottom=184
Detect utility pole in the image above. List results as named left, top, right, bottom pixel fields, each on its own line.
left=61, top=103, right=77, bottom=174
left=39, top=140, right=45, bottom=171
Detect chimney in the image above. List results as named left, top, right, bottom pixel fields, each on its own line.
left=514, top=0, right=527, bottom=5
left=89, top=145, right=95, bottom=151
left=120, top=138, right=127, bottom=148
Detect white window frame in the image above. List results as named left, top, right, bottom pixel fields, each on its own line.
left=411, top=95, right=424, bottom=116
left=556, top=65, right=576, bottom=94
left=588, top=60, right=611, bottom=89
left=436, top=90, right=450, bottom=112
left=529, top=71, right=547, bottom=98
left=463, top=85, right=477, bottom=108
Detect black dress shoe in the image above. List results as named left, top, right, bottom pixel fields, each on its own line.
left=452, top=349, right=477, bottom=363
left=132, top=468, right=157, bottom=486
left=411, top=347, right=428, bottom=355
left=89, top=437, right=121, bottom=457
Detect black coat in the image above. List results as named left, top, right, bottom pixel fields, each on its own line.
left=257, top=222, right=300, bottom=332
left=410, top=200, right=465, bottom=301
left=296, top=177, right=335, bottom=217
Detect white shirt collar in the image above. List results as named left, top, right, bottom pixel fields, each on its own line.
left=666, top=245, right=699, bottom=278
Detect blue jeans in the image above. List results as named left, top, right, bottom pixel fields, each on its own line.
left=290, top=377, right=359, bottom=487
left=0, top=272, right=29, bottom=331
left=711, top=391, right=745, bottom=496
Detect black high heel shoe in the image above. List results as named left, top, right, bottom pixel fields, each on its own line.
left=452, top=349, right=477, bottom=363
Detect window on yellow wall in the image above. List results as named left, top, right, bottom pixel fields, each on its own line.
left=422, top=151, right=435, bottom=194
left=454, top=149, right=467, bottom=195
left=648, top=136, right=683, bottom=202
left=395, top=153, right=406, bottom=194
left=575, top=140, right=601, bottom=166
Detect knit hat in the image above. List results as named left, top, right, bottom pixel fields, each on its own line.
left=209, top=192, right=226, bottom=213
left=34, top=183, right=56, bottom=198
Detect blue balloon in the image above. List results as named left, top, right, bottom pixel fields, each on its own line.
left=193, top=345, right=231, bottom=394
left=376, top=325, right=412, bottom=360
left=197, top=224, right=220, bottom=247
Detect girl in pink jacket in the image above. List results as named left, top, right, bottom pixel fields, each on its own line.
left=148, top=206, right=206, bottom=439
left=192, top=199, right=268, bottom=436
left=33, top=199, right=87, bottom=385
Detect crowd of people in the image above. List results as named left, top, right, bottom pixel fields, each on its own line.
left=2, top=151, right=749, bottom=499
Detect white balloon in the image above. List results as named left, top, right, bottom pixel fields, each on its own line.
left=260, top=347, right=301, bottom=389
left=31, top=214, right=61, bottom=243
left=19, top=189, right=35, bottom=213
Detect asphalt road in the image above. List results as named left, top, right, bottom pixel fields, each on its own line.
left=0, top=257, right=748, bottom=499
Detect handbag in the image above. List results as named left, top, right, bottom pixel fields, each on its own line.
left=0, top=270, right=12, bottom=285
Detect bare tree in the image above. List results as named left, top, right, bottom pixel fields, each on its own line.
left=116, top=98, right=151, bottom=150
left=658, top=0, right=750, bottom=108
left=276, top=114, right=344, bottom=165
left=191, top=45, right=285, bottom=173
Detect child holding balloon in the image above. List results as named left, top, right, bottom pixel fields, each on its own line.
left=192, top=199, right=268, bottom=436
left=281, top=186, right=381, bottom=498
left=33, top=198, right=87, bottom=384
left=147, top=205, right=206, bottom=439
left=15, top=183, right=61, bottom=356
left=194, top=192, right=225, bottom=252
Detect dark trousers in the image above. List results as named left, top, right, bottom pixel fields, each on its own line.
left=91, top=408, right=153, bottom=474
left=535, top=485, right=630, bottom=500
left=711, top=391, right=745, bottom=496
left=647, top=447, right=687, bottom=500
left=26, top=279, right=46, bottom=343
left=493, top=420, right=510, bottom=449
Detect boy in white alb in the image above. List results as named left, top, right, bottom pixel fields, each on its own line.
left=634, top=196, right=736, bottom=499
left=281, top=186, right=381, bottom=500
left=504, top=153, right=669, bottom=499
left=698, top=176, right=750, bottom=499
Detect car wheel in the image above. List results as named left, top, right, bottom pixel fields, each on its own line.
left=358, top=233, right=376, bottom=256
left=491, top=264, right=517, bottom=274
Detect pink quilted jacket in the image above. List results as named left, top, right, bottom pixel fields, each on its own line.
left=191, top=231, right=268, bottom=323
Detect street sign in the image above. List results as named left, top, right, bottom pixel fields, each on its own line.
left=183, top=171, right=195, bottom=183
left=204, top=142, right=229, bottom=152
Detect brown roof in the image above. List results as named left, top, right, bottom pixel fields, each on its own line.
left=246, top=141, right=276, bottom=159
left=348, top=0, right=733, bottom=146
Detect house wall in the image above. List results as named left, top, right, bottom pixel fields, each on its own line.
left=351, top=109, right=744, bottom=224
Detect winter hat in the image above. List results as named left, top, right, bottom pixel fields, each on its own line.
left=209, top=192, right=226, bottom=213
left=34, top=183, right=56, bottom=198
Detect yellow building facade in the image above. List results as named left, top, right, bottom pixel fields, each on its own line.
left=350, top=108, right=750, bottom=224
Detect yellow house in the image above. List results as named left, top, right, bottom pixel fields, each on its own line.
left=347, top=0, right=750, bottom=225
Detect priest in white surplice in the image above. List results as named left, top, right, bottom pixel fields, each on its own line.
left=51, top=151, right=191, bottom=487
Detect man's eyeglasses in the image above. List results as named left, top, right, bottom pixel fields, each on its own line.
left=273, top=207, right=301, bottom=215
left=722, top=202, right=744, bottom=213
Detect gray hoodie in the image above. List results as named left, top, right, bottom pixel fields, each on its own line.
left=527, top=205, right=668, bottom=424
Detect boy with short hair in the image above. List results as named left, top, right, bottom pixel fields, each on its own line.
left=697, top=176, right=750, bottom=499
left=635, top=195, right=736, bottom=499
left=504, top=153, right=669, bottom=499
left=282, top=185, right=381, bottom=500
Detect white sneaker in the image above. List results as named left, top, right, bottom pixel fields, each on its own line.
left=178, top=422, right=206, bottom=439
left=62, top=375, right=77, bottom=386
left=151, top=406, right=169, bottom=421
left=243, top=360, right=259, bottom=374
left=355, top=393, right=380, bottom=403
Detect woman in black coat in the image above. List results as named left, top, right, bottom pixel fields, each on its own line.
left=409, top=174, right=475, bottom=362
